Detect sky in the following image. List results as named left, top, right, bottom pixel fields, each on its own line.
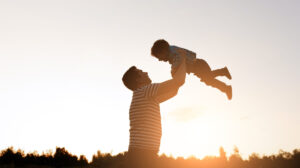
left=0, top=0, right=299, bottom=161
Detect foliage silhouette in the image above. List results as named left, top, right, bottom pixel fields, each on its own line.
left=0, top=146, right=299, bottom=168
left=0, top=147, right=88, bottom=167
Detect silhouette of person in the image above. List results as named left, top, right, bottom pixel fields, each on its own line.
left=122, top=57, right=187, bottom=168
left=151, top=39, right=232, bottom=100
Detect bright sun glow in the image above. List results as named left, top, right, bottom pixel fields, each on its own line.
left=160, top=108, right=231, bottom=159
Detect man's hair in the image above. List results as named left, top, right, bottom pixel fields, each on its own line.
left=151, top=39, right=170, bottom=57
left=122, top=66, right=139, bottom=91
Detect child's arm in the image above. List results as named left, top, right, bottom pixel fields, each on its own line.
left=171, top=48, right=186, bottom=77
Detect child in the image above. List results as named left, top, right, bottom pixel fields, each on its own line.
left=151, top=39, right=232, bottom=100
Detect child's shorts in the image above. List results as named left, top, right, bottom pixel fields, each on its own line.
left=190, top=59, right=212, bottom=80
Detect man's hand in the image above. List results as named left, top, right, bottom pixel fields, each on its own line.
left=171, top=55, right=186, bottom=78
left=156, top=54, right=186, bottom=101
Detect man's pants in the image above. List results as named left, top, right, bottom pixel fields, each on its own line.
left=125, top=148, right=158, bottom=168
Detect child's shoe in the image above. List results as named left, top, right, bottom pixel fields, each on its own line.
left=226, top=85, right=232, bottom=100
left=224, top=67, right=232, bottom=80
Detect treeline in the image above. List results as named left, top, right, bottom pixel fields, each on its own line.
left=0, top=147, right=88, bottom=168
left=0, top=147, right=300, bottom=168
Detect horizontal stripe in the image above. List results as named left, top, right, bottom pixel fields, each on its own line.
left=130, top=112, right=161, bottom=120
left=130, top=125, right=162, bottom=133
left=129, top=143, right=160, bottom=151
left=130, top=102, right=159, bottom=108
left=130, top=131, right=161, bottom=138
left=130, top=120, right=161, bottom=129
left=130, top=136, right=161, bottom=144
left=130, top=119, right=161, bottom=127
left=130, top=134, right=161, bottom=141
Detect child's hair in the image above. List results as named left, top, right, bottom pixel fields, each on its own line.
left=122, top=66, right=139, bottom=91
left=151, top=39, right=170, bottom=58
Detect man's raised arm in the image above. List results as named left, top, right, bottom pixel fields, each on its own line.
left=156, top=57, right=186, bottom=99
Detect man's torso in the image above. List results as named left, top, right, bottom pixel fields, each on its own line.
left=129, top=83, right=161, bottom=152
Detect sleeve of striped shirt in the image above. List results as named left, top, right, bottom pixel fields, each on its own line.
left=143, top=83, right=159, bottom=99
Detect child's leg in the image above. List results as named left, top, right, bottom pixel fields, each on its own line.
left=203, top=77, right=232, bottom=100
left=191, top=59, right=211, bottom=78
left=211, top=67, right=232, bottom=80
left=191, top=59, right=232, bottom=99
left=204, top=78, right=227, bottom=92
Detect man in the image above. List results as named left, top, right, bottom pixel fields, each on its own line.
left=122, top=58, right=186, bottom=168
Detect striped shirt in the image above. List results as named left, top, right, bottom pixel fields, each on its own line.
left=129, top=83, right=161, bottom=152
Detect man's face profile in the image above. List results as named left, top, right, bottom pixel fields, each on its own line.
left=135, top=69, right=151, bottom=86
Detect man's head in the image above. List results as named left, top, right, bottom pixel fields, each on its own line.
left=151, top=39, right=170, bottom=62
left=122, top=66, right=152, bottom=91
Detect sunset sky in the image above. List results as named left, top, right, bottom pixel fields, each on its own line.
left=1, top=0, right=299, bottom=161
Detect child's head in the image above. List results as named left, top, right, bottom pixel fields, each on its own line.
left=151, top=39, right=170, bottom=62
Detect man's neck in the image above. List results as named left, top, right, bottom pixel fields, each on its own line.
left=137, top=82, right=150, bottom=89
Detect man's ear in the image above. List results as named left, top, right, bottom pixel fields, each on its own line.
left=135, top=77, right=141, bottom=87
left=136, top=76, right=142, bottom=84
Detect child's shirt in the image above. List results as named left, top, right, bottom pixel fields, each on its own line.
left=168, top=45, right=196, bottom=74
